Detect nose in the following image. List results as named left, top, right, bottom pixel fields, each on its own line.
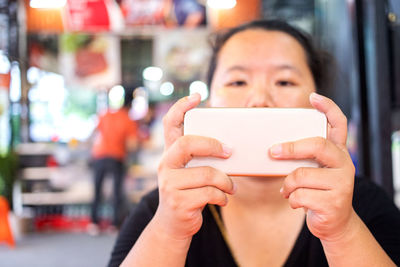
left=245, top=84, right=274, bottom=108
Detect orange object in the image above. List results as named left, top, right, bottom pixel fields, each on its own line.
left=92, top=108, right=138, bottom=160
left=25, top=0, right=65, bottom=33
left=0, top=196, right=15, bottom=248
left=0, top=73, right=11, bottom=90
left=208, top=0, right=261, bottom=30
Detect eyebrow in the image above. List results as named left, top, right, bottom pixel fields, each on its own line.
left=224, top=64, right=303, bottom=76
left=224, top=66, right=248, bottom=74
left=273, top=64, right=303, bottom=76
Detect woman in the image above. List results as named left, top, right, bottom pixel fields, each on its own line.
left=109, top=20, right=400, bottom=266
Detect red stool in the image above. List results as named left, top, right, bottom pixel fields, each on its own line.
left=0, top=196, right=15, bottom=247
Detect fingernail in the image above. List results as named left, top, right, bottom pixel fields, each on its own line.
left=310, top=92, right=324, bottom=103
left=270, top=144, right=282, bottom=157
left=188, top=93, right=200, bottom=102
left=222, top=143, right=233, bottom=157
left=232, top=183, right=237, bottom=194
left=279, top=187, right=283, bottom=194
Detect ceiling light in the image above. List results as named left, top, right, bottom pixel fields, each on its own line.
left=207, top=0, right=236, bottom=9
left=143, top=67, right=163, bottom=82
left=189, top=81, right=208, bottom=101
left=30, top=0, right=67, bottom=9
left=160, top=82, right=174, bottom=96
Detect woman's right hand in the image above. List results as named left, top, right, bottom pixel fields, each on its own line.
left=154, top=93, right=236, bottom=241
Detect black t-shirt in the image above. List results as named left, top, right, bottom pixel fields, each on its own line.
left=108, top=178, right=400, bottom=266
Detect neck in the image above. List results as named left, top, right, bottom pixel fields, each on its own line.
left=228, top=176, right=287, bottom=211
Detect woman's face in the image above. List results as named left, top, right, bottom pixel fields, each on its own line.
left=209, top=29, right=316, bottom=108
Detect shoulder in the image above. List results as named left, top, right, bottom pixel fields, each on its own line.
left=140, top=188, right=159, bottom=208
left=97, top=111, right=107, bottom=124
left=353, top=177, right=400, bottom=220
left=352, top=177, right=400, bottom=264
left=353, top=177, right=398, bottom=212
left=353, top=177, right=386, bottom=200
left=116, top=188, right=159, bottom=238
left=118, top=109, right=137, bottom=124
left=117, top=108, right=131, bottom=118
left=108, top=189, right=159, bottom=267
left=131, top=188, right=159, bottom=217
left=118, top=188, right=159, bottom=232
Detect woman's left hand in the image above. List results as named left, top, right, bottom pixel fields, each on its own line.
left=270, top=92, right=357, bottom=242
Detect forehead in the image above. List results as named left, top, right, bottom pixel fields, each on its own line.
left=217, top=29, right=309, bottom=70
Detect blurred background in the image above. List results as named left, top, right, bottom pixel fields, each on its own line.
left=0, top=0, right=399, bottom=266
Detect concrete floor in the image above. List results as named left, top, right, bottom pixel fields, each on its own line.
left=0, top=232, right=116, bottom=267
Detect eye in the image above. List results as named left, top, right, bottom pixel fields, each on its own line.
left=227, top=80, right=247, bottom=87
left=276, top=80, right=295, bottom=87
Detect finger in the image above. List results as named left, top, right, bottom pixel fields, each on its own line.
left=287, top=187, right=331, bottom=212
left=162, top=167, right=236, bottom=195
left=183, top=186, right=229, bottom=209
left=309, top=93, right=347, bottom=147
left=281, top=167, right=336, bottom=198
left=163, top=93, right=201, bottom=150
left=162, top=135, right=232, bottom=169
left=270, top=137, right=346, bottom=168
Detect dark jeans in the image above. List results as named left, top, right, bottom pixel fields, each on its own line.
left=91, top=157, right=124, bottom=227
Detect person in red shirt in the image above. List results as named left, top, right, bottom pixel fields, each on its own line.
left=89, top=89, right=138, bottom=235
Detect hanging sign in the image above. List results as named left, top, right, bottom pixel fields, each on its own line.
left=65, top=0, right=111, bottom=32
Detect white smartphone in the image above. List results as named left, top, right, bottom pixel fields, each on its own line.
left=183, top=108, right=327, bottom=176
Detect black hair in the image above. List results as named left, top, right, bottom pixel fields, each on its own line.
left=207, top=19, right=334, bottom=92
left=122, top=87, right=134, bottom=108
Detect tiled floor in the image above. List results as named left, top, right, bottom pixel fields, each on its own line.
left=0, top=232, right=116, bottom=267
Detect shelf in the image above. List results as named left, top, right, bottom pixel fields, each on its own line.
left=21, top=191, right=91, bottom=205
left=20, top=167, right=57, bottom=180
left=16, top=166, right=93, bottom=206
left=15, top=143, right=55, bottom=156
left=21, top=180, right=93, bottom=206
